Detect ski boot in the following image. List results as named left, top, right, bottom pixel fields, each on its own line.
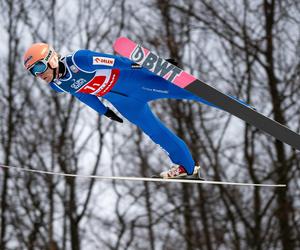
left=160, top=165, right=202, bottom=179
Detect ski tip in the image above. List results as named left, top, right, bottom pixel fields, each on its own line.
left=113, top=37, right=138, bottom=57
left=113, top=37, right=129, bottom=50
left=114, top=36, right=128, bottom=43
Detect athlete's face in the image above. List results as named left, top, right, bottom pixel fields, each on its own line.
left=37, top=67, right=54, bottom=83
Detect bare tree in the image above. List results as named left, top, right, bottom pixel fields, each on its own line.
left=0, top=0, right=27, bottom=248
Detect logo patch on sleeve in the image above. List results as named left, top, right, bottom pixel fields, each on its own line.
left=93, top=56, right=115, bottom=66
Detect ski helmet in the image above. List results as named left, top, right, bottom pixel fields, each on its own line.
left=23, top=43, right=59, bottom=76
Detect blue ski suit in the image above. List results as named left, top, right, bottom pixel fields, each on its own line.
left=50, top=50, right=207, bottom=174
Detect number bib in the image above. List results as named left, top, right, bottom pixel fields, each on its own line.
left=78, top=69, right=120, bottom=96
left=52, top=56, right=120, bottom=96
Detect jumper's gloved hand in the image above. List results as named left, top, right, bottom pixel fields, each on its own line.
left=104, top=108, right=123, bottom=123
left=131, top=62, right=142, bottom=69
left=165, top=58, right=179, bottom=67
left=131, top=58, right=179, bottom=69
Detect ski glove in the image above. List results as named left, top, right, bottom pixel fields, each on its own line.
left=165, top=58, right=179, bottom=67
left=131, top=58, right=179, bottom=69
left=104, top=108, right=123, bottom=123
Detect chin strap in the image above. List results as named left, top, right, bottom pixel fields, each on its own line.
left=52, top=67, right=57, bottom=82
left=50, top=60, right=66, bottom=82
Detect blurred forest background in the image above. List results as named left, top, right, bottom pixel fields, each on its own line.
left=0, top=0, right=300, bottom=249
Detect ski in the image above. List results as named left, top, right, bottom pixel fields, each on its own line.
left=113, top=37, right=300, bottom=151
left=151, top=175, right=206, bottom=181
left=0, top=165, right=287, bottom=187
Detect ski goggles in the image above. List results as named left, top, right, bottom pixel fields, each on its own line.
left=28, top=60, right=48, bottom=76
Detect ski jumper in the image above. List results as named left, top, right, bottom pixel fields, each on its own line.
left=50, top=50, right=210, bottom=174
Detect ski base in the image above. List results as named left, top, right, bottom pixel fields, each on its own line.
left=0, top=164, right=287, bottom=187
left=151, top=175, right=206, bottom=181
